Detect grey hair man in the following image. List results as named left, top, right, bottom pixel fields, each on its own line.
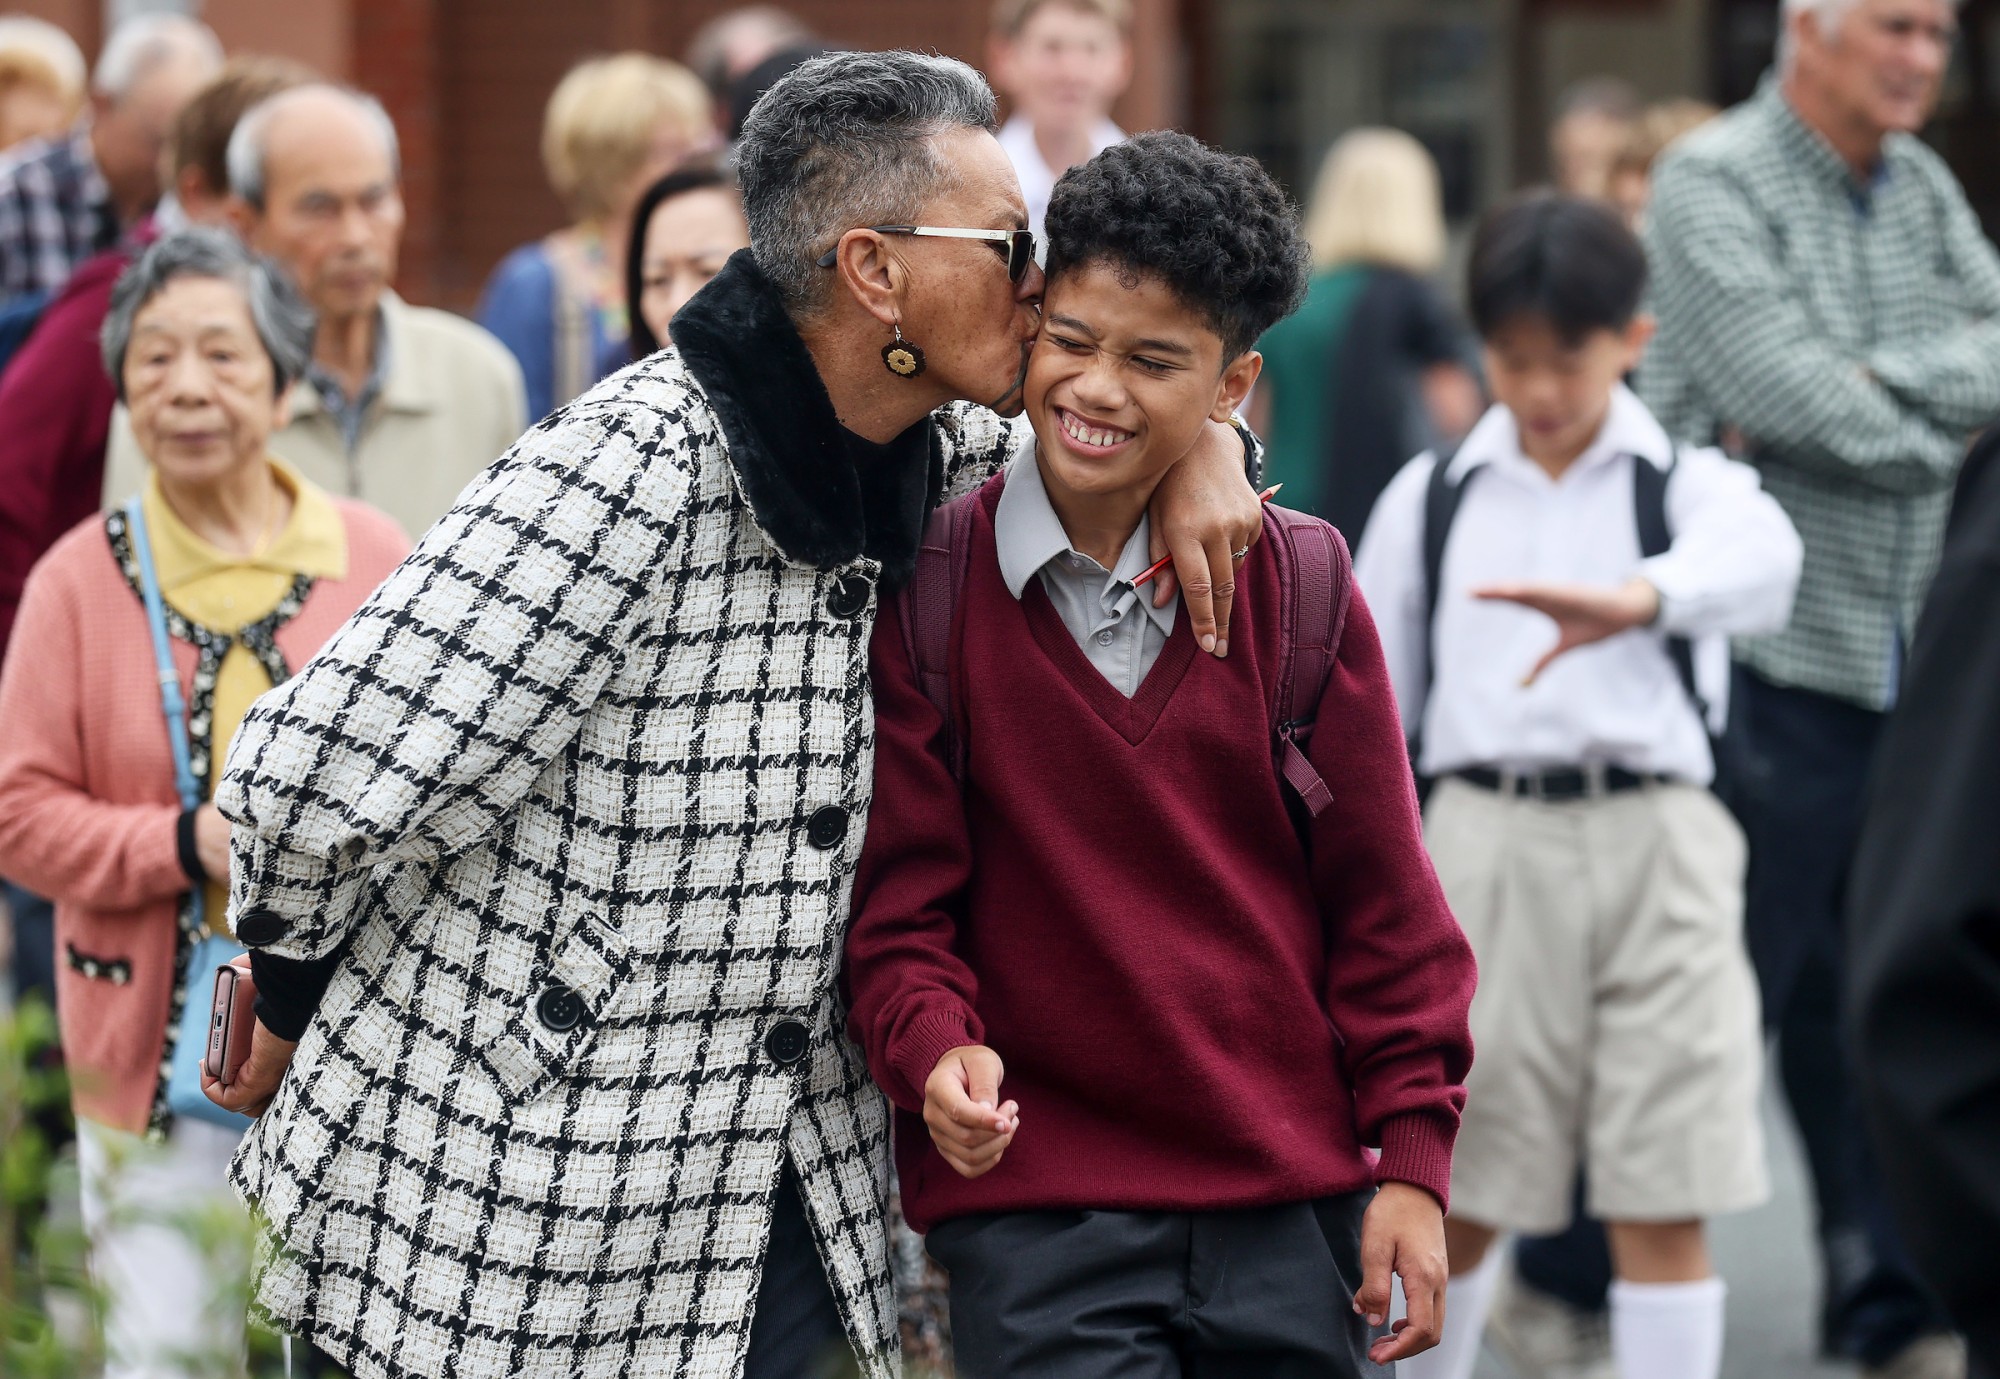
left=200, top=48, right=1260, bottom=1379
left=103, top=82, right=527, bottom=539
left=0, top=12, right=219, bottom=301
left=1639, top=0, right=1987, bottom=1374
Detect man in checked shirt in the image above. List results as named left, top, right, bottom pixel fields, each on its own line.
left=1640, top=1, right=1996, bottom=1374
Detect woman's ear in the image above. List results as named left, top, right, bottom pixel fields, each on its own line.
left=274, top=380, right=295, bottom=430
left=833, top=230, right=906, bottom=330
left=1209, top=349, right=1263, bottom=423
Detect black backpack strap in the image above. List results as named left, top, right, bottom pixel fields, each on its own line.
left=896, top=489, right=982, bottom=781
left=1420, top=445, right=1479, bottom=716
left=1263, top=505, right=1353, bottom=822
left=1631, top=445, right=1706, bottom=723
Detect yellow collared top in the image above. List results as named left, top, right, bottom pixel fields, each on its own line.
left=141, top=457, right=347, bottom=922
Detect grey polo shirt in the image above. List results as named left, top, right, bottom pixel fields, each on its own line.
left=994, top=445, right=1177, bottom=698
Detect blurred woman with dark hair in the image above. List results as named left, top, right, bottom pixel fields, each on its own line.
left=624, top=158, right=749, bottom=357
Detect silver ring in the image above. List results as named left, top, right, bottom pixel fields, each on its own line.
left=1231, top=545, right=1250, bottom=560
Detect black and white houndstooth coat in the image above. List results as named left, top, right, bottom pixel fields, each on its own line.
left=214, top=256, right=1016, bottom=1379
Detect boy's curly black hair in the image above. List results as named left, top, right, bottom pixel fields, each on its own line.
left=1043, top=129, right=1310, bottom=362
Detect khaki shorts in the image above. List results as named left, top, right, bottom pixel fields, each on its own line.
left=1426, top=777, right=1769, bottom=1233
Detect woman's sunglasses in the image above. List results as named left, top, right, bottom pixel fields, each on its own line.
left=817, top=225, right=1038, bottom=283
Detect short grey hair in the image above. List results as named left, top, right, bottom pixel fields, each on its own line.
left=736, top=49, right=997, bottom=313
left=101, top=227, right=317, bottom=404
left=1778, top=0, right=1962, bottom=71
left=91, top=13, right=221, bottom=102
left=226, top=84, right=402, bottom=211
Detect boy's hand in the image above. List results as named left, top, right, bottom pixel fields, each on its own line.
left=1146, top=418, right=1261, bottom=658
left=1474, top=576, right=1662, bottom=685
left=1353, top=1181, right=1448, bottom=1364
left=923, top=1045, right=1020, bottom=1180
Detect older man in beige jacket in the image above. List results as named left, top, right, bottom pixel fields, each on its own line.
left=105, top=83, right=524, bottom=538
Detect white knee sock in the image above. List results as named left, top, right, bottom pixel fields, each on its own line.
left=1399, top=1248, right=1502, bottom=1379
left=1609, top=1277, right=1727, bottom=1379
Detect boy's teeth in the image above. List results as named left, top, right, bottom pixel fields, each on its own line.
left=1063, top=411, right=1127, bottom=447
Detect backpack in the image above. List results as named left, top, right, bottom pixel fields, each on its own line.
left=894, top=478, right=1355, bottom=827
left=1420, top=443, right=1705, bottom=722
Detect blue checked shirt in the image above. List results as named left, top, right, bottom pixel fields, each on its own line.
left=0, top=124, right=114, bottom=303
left=1638, top=78, right=2000, bottom=709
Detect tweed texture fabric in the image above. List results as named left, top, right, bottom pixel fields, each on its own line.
left=215, top=257, right=1017, bottom=1378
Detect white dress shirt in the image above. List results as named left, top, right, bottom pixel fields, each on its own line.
left=996, top=113, right=1126, bottom=244
left=994, top=442, right=1176, bottom=698
left=1354, top=384, right=1803, bottom=785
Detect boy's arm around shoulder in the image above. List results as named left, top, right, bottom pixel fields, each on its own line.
left=845, top=588, right=986, bottom=1113
left=1642, top=444, right=1803, bottom=640
left=1303, top=577, right=1474, bottom=1210
left=217, top=395, right=696, bottom=962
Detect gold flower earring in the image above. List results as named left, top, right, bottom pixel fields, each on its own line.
left=882, top=322, right=926, bottom=378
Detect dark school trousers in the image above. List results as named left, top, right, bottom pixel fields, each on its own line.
left=925, top=1189, right=1389, bottom=1379
left=1728, top=666, right=1951, bottom=1362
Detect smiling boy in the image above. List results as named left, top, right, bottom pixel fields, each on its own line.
left=844, top=130, right=1477, bottom=1378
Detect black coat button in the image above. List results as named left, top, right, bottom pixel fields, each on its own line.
left=236, top=909, right=289, bottom=948
left=827, top=574, right=872, bottom=620
left=806, top=805, right=849, bottom=850
left=536, top=985, right=585, bottom=1033
left=764, top=1019, right=809, bottom=1066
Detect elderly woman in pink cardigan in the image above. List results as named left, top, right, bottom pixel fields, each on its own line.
left=0, top=229, right=408, bottom=1378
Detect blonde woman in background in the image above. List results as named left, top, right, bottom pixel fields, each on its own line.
left=1608, top=98, right=1719, bottom=231
left=0, top=15, right=85, bottom=153
left=477, top=53, right=715, bottom=420
left=1252, top=128, right=1482, bottom=538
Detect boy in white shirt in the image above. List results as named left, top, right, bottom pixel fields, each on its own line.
left=1356, top=192, right=1802, bottom=1379
left=987, top=0, right=1129, bottom=241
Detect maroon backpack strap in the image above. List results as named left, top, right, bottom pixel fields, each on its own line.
left=1262, top=506, right=1354, bottom=820
left=896, top=485, right=984, bottom=781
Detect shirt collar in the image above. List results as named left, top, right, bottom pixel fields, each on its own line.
left=1761, top=74, right=1899, bottom=202
left=141, top=456, right=349, bottom=595
left=1449, top=383, right=1674, bottom=482
left=993, top=440, right=1177, bottom=636
left=997, top=114, right=1126, bottom=186
left=292, top=292, right=430, bottom=423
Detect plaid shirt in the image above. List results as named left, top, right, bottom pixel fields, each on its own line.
left=0, top=124, right=114, bottom=302
left=1638, top=78, right=2000, bottom=708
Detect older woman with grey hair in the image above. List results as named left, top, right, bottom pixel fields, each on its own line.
left=200, top=48, right=1264, bottom=1379
left=0, top=227, right=407, bottom=1378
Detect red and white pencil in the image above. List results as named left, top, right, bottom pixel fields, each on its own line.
left=1130, top=483, right=1283, bottom=589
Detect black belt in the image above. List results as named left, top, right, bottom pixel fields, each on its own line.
left=1452, top=765, right=1672, bottom=802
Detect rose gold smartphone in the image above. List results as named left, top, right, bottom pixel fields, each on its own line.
left=204, top=956, right=257, bottom=1085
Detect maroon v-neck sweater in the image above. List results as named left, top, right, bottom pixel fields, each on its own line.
left=846, top=477, right=1476, bottom=1233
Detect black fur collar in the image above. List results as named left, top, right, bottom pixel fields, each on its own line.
left=670, top=250, right=941, bottom=583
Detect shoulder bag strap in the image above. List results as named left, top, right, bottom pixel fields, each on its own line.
left=124, top=497, right=205, bottom=930
left=1630, top=445, right=1705, bottom=720
left=1265, top=506, right=1352, bottom=822
left=901, top=492, right=981, bottom=782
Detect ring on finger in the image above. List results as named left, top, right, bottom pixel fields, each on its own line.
left=1231, top=545, right=1250, bottom=561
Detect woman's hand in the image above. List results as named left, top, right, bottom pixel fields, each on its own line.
left=200, top=1018, right=297, bottom=1118
left=194, top=803, right=231, bottom=882
left=1146, top=418, right=1261, bottom=658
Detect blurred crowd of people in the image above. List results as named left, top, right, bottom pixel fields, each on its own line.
left=0, top=1, right=1993, bottom=1378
